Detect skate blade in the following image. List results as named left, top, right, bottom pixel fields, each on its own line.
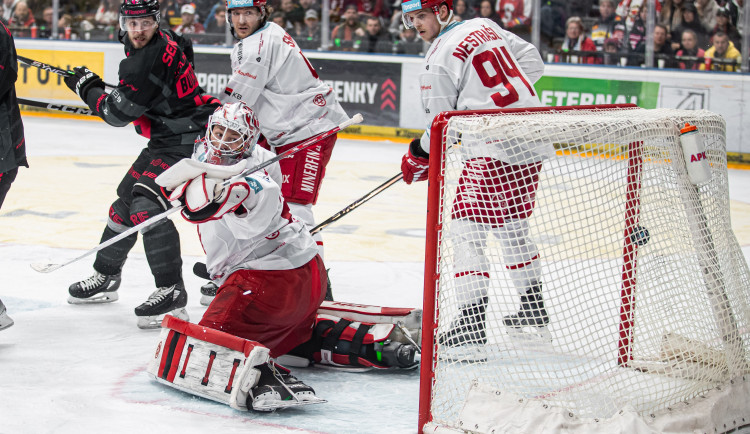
left=199, top=295, right=214, bottom=306
left=438, top=345, right=487, bottom=363
left=137, top=308, right=189, bottom=329
left=0, top=313, right=14, bottom=331
left=251, top=395, right=327, bottom=411
left=67, top=291, right=119, bottom=305
left=505, top=325, right=553, bottom=343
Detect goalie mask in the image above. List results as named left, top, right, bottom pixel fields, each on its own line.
left=198, top=102, right=261, bottom=166
left=401, top=0, right=453, bottom=29
left=119, top=0, right=161, bottom=32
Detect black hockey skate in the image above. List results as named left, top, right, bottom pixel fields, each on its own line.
left=503, top=285, right=551, bottom=341
left=503, top=285, right=549, bottom=328
left=199, top=281, right=218, bottom=306
left=68, top=271, right=122, bottom=304
left=0, top=298, right=13, bottom=331
left=248, top=363, right=326, bottom=411
left=134, top=282, right=188, bottom=329
left=438, top=297, right=488, bottom=347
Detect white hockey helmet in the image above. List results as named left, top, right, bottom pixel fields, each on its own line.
left=199, top=102, right=261, bottom=166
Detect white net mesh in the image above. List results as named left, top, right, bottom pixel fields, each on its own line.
left=426, top=107, right=750, bottom=430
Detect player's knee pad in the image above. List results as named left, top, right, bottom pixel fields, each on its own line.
left=281, top=301, right=421, bottom=370
left=146, top=315, right=270, bottom=411
left=129, top=195, right=169, bottom=234
left=107, top=198, right=134, bottom=233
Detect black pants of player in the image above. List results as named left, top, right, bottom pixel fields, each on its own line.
left=0, top=167, right=18, bottom=210
left=93, top=148, right=187, bottom=288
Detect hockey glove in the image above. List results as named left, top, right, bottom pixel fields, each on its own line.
left=401, top=138, right=430, bottom=184
left=64, top=66, right=105, bottom=101
left=169, top=175, right=251, bottom=223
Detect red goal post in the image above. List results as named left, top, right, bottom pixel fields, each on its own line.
left=418, top=105, right=750, bottom=433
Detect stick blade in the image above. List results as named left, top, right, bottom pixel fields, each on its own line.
left=30, top=263, right=62, bottom=273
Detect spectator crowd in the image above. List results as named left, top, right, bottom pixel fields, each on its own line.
left=0, top=0, right=744, bottom=71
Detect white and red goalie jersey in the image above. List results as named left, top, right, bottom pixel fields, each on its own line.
left=195, top=147, right=318, bottom=283
left=220, top=22, right=349, bottom=147
left=416, top=18, right=544, bottom=154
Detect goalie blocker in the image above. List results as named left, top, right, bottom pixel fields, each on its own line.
left=147, top=315, right=325, bottom=412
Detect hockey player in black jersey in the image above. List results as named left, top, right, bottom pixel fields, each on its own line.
left=64, top=0, right=220, bottom=329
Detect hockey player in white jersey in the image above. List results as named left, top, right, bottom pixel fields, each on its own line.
left=152, top=102, right=418, bottom=411
left=220, top=0, right=349, bottom=261
left=401, top=0, right=550, bottom=342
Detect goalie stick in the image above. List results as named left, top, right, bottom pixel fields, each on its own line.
left=18, top=98, right=95, bottom=117
left=192, top=171, right=403, bottom=280
left=16, top=55, right=117, bottom=88
left=30, top=113, right=364, bottom=274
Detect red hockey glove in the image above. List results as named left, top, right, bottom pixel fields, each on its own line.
left=401, top=138, right=430, bottom=184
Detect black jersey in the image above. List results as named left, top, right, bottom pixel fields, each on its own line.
left=84, top=29, right=219, bottom=153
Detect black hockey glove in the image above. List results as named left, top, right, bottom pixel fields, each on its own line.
left=64, top=66, right=105, bottom=101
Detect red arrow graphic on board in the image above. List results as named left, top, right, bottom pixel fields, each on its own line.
left=380, top=79, right=397, bottom=110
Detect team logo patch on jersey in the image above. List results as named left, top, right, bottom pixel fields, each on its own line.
left=313, top=94, right=326, bottom=107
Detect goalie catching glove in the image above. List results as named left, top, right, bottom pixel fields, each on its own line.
left=64, top=66, right=105, bottom=101
left=167, top=173, right=251, bottom=223
left=401, top=138, right=429, bottom=184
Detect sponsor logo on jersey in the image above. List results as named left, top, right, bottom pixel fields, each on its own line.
left=313, top=94, right=326, bottom=107
left=235, top=69, right=257, bottom=79
left=223, top=86, right=243, bottom=100
left=420, top=85, right=431, bottom=91
left=300, top=146, right=321, bottom=194
left=246, top=177, right=263, bottom=193
left=452, top=25, right=502, bottom=62
left=402, top=0, right=423, bottom=13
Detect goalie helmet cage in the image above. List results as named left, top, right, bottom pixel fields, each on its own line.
left=418, top=105, right=750, bottom=434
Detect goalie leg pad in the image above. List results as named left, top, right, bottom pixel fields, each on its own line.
left=146, top=315, right=270, bottom=411
left=294, top=312, right=419, bottom=370
left=316, top=300, right=422, bottom=346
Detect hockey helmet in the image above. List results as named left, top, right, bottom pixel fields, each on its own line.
left=401, top=0, right=453, bottom=28
left=199, top=102, right=261, bottom=166
left=225, top=0, right=267, bottom=36
left=119, top=0, right=160, bottom=31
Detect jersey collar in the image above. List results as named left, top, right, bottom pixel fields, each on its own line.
left=438, top=20, right=463, bottom=38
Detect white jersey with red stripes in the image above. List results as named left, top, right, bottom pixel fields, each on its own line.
left=220, top=22, right=349, bottom=147
left=416, top=18, right=545, bottom=154
left=196, top=147, right=318, bottom=284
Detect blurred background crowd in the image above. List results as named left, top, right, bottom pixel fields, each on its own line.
left=1, top=0, right=747, bottom=72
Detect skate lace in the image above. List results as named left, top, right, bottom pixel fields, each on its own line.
left=79, top=273, right=107, bottom=291
left=143, top=285, right=176, bottom=307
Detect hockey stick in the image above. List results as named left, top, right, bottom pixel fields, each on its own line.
left=192, top=171, right=403, bottom=280
left=18, top=98, right=96, bottom=117
left=30, top=114, right=364, bottom=274
left=310, top=172, right=403, bottom=235
left=16, top=55, right=118, bottom=88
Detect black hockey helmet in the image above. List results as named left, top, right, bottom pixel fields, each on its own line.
left=120, top=0, right=161, bottom=24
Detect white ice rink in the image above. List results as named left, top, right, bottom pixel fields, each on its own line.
left=1, top=115, right=750, bottom=433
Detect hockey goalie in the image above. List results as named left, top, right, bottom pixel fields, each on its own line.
left=149, top=102, right=419, bottom=411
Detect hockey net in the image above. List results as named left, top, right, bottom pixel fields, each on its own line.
left=419, top=105, right=750, bottom=433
